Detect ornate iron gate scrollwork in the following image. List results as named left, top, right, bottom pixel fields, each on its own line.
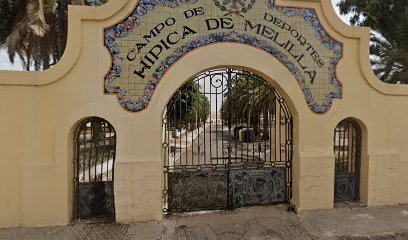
left=163, top=69, right=293, bottom=212
left=167, top=171, right=228, bottom=211
left=74, top=117, right=116, bottom=220
left=334, top=119, right=361, bottom=203
left=230, top=168, right=286, bottom=207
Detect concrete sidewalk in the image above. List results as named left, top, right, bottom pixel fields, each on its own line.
left=1, top=204, right=408, bottom=240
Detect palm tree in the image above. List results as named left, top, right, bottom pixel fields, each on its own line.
left=166, top=81, right=211, bottom=131
left=370, top=34, right=408, bottom=84
left=0, top=0, right=108, bottom=71
left=338, top=0, right=408, bottom=83
left=221, top=71, right=276, bottom=140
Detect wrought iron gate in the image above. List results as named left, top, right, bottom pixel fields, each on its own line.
left=334, top=119, right=361, bottom=203
left=74, top=117, right=116, bottom=220
left=162, top=69, right=293, bottom=212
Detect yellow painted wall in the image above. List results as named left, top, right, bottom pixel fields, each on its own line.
left=0, top=0, right=408, bottom=227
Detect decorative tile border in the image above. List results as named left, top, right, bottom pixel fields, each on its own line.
left=104, top=0, right=343, bottom=114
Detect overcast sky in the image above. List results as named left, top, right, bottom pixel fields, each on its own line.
left=0, top=0, right=350, bottom=71
left=331, top=0, right=352, bottom=23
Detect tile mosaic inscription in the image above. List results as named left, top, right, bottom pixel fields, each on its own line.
left=104, top=0, right=343, bottom=113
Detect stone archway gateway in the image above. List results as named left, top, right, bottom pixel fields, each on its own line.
left=333, top=119, right=362, bottom=203
left=74, top=117, right=117, bottom=220
left=1, top=0, right=408, bottom=228
left=162, top=68, right=292, bottom=212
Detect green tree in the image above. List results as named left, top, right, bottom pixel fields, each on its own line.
left=0, top=0, right=108, bottom=71
left=221, top=71, right=276, bottom=140
left=167, top=81, right=210, bottom=131
left=338, top=0, right=408, bottom=83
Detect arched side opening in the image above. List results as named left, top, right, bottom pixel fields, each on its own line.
left=333, top=119, right=362, bottom=204
left=74, top=117, right=117, bottom=221
left=162, top=68, right=293, bottom=213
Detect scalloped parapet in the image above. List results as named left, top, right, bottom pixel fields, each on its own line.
left=103, top=0, right=343, bottom=113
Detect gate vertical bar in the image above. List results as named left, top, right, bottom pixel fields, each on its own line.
left=226, top=68, right=233, bottom=209
left=163, top=69, right=293, bottom=212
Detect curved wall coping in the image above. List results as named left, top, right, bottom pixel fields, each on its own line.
left=277, top=0, right=408, bottom=96
left=0, top=0, right=128, bottom=86
left=0, top=0, right=407, bottom=96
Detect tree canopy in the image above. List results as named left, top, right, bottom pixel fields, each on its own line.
left=0, top=0, right=108, bottom=71
left=0, top=0, right=406, bottom=84
left=220, top=71, right=276, bottom=140
left=166, top=81, right=210, bottom=130
left=338, top=0, right=408, bottom=83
